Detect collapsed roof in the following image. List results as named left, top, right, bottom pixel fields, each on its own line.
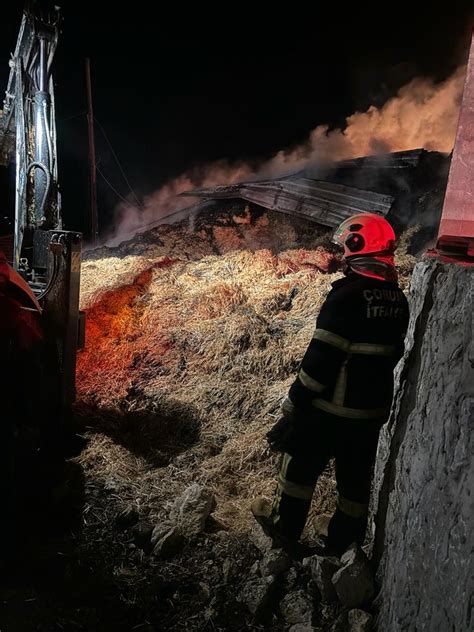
left=171, top=149, right=450, bottom=248
left=179, top=150, right=435, bottom=229
left=181, top=178, right=394, bottom=229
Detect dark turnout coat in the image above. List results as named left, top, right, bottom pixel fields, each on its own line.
left=287, top=272, right=409, bottom=421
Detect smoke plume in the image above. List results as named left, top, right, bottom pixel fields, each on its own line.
left=108, top=67, right=465, bottom=246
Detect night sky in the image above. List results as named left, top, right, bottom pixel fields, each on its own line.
left=0, top=2, right=473, bottom=238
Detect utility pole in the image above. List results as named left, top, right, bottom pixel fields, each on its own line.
left=85, top=58, right=98, bottom=246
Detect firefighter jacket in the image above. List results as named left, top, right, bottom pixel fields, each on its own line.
left=286, top=272, right=409, bottom=421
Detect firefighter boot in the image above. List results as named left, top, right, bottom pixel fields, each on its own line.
left=250, top=496, right=276, bottom=537
left=251, top=497, right=325, bottom=560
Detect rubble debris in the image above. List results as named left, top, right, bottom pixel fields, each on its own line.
left=332, top=544, right=375, bottom=608
left=249, top=522, right=274, bottom=555
left=347, top=608, right=374, bottom=631
left=280, top=589, right=314, bottom=626
left=331, top=611, right=348, bottom=632
left=249, top=560, right=260, bottom=575
left=308, top=554, right=342, bottom=603
left=288, top=625, right=317, bottom=632
left=340, top=543, right=368, bottom=566
left=169, top=483, right=216, bottom=537
left=259, top=548, right=292, bottom=577
left=332, top=608, right=373, bottom=632
left=284, top=566, right=300, bottom=591
left=238, top=575, right=277, bottom=617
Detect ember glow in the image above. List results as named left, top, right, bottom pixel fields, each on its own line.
left=110, top=67, right=465, bottom=245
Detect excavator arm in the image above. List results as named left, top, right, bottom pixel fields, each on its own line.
left=0, top=2, right=83, bottom=407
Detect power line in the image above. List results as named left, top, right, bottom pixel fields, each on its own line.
left=97, top=165, right=136, bottom=207
left=94, top=117, right=143, bottom=208
left=58, top=111, right=87, bottom=123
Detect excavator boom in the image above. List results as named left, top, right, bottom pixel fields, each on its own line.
left=0, top=2, right=83, bottom=407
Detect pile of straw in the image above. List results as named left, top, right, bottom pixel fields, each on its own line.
left=76, top=209, right=415, bottom=532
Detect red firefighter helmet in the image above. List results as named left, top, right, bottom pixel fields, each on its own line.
left=332, top=213, right=396, bottom=259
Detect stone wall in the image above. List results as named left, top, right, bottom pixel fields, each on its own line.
left=372, top=258, right=474, bottom=631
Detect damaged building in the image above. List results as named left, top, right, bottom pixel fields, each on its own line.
left=149, top=148, right=451, bottom=257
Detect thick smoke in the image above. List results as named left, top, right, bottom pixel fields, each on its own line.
left=107, top=67, right=465, bottom=246
left=107, top=162, right=255, bottom=245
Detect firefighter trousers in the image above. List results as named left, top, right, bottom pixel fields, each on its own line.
left=270, top=412, right=382, bottom=555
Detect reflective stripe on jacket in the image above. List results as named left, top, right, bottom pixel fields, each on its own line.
left=288, top=272, right=409, bottom=418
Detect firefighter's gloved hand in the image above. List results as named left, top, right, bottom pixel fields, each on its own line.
left=266, top=414, right=294, bottom=452
left=266, top=399, right=299, bottom=453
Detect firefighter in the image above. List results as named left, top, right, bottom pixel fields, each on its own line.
left=252, top=213, right=409, bottom=557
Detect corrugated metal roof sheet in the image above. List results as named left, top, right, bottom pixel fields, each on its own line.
left=291, top=149, right=428, bottom=181
left=181, top=178, right=394, bottom=228
left=334, top=148, right=426, bottom=169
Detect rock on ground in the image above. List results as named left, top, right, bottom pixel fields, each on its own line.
left=331, top=545, right=374, bottom=608
left=238, top=575, right=276, bottom=617
left=347, top=608, right=373, bottom=631
left=169, top=484, right=216, bottom=537
left=259, top=548, right=292, bottom=577
left=308, top=555, right=342, bottom=603
left=248, top=522, right=273, bottom=555
left=280, top=589, right=314, bottom=626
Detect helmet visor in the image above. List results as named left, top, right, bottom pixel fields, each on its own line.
left=332, top=215, right=368, bottom=248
